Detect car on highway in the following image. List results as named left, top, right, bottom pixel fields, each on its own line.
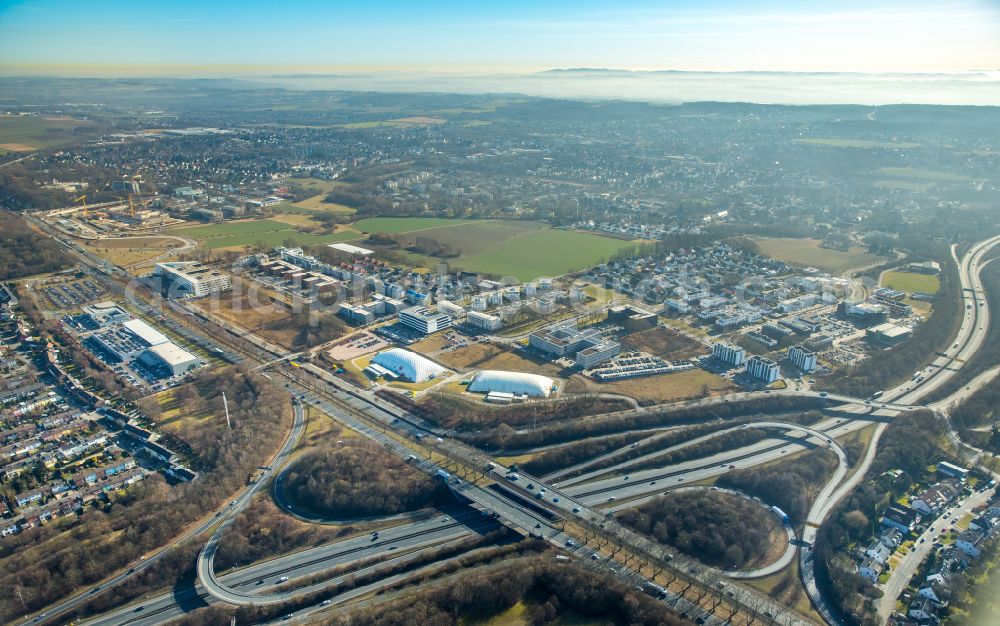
left=277, top=576, right=289, bottom=583
left=322, top=600, right=332, bottom=606
left=565, top=539, right=575, bottom=547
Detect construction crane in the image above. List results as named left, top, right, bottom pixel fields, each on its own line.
left=124, top=173, right=141, bottom=218
left=72, top=194, right=89, bottom=219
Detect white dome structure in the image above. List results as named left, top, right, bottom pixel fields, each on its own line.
left=371, top=348, right=446, bottom=383
left=468, top=370, right=554, bottom=398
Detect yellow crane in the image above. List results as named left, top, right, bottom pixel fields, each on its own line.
left=72, top=194, right=89, bottom=219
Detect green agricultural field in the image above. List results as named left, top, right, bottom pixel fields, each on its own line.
left=368, top=219, right=636, bottom=280
left=882, top=271, right=941, bottom=294
left=754, top=237, right=885, bottom=275
left=167, top=219, right=293, bottom=239
left=352, top=217, right=476, bottom=234
left=794, top=138, right=920, bottom=149
left=395, top=220, right=546, bottom=256
left=0, top=114, right=97, bottom=153
left=451, top=228, right=636, bottom=281
left=876, top=166, right=974, bottom=182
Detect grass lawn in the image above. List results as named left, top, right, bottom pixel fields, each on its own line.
left=0, top=114, right=97, bottom=153
left=882, top=271, right=941, bottom=294
left=449, top=228, right=636, bottom=281
left=352, top=217, right=477, bottom=234
left=876, top=166, right=974, bottom=182
left=753, top=237, right=885, bottom=275
left=794, top=138, right=920, bottom=149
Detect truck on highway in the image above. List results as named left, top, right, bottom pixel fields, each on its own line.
left=435, top=469, right=452, bottom=481
left=771, top=506, right=791, bottom=524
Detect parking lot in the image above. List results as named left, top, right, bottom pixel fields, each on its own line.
left=40, top=278, right=107, bottom=310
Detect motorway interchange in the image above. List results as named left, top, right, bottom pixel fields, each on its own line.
left=25, top=227, right=1000, bottom=626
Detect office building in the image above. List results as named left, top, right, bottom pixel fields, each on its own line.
left=529, top=325, right=620, bottom=368
left=398, top=306, right=452, bottom=335
left=154, top=262, right=231, bottom=297
left=607, top=305, right=658, bottom=332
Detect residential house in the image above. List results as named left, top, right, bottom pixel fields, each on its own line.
left=968, top=507, right=1000, bottom=533
left=858, top=555, right=884, bottom=583
left=908, top=597, right=939, bottom=624
left=911, top=482, right=959, bottom=516
left=955, top=529, right=986, bottom=559
left=879, top=527, right=903, bottom=549
left=14, top=485, right=47, bottom=508
left=917, top=581, right=951, bottom=608
left=882, top=504, right=920, bottom=533
left=925, top=565, right=957, bottom=588
left=864, top=541, right=892, bottom=565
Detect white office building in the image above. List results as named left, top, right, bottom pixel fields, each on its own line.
left=746, top=355, right=781, bottom=383
left=398, top=306, right=452, bottom=335
left=788, top=345, right=818, bottom=372
left=154, top=262, right=232, bottom=297
left=712, top=342, right=746, bottom=366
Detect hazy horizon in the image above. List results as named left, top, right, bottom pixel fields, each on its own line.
left=4, top=68, right=999, bottom=107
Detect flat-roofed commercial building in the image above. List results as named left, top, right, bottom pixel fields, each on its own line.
left=576, top=340, right=622, bottom=369
left=607, top=305, right=658, bottom=332
left=529, top=325, right=620, bottom=369
left=154, top=262, right=231, bottom=297
left=398, top=306, right=452, bottom=335
left=140, top=343, right=200, bottom=377
left=122, top=319, right=169, bottom=347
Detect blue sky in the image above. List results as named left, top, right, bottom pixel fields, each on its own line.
left=1, top=0, right=999, bottom=74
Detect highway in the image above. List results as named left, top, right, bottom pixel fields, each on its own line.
left=83, top=510, right=493, bottom=626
